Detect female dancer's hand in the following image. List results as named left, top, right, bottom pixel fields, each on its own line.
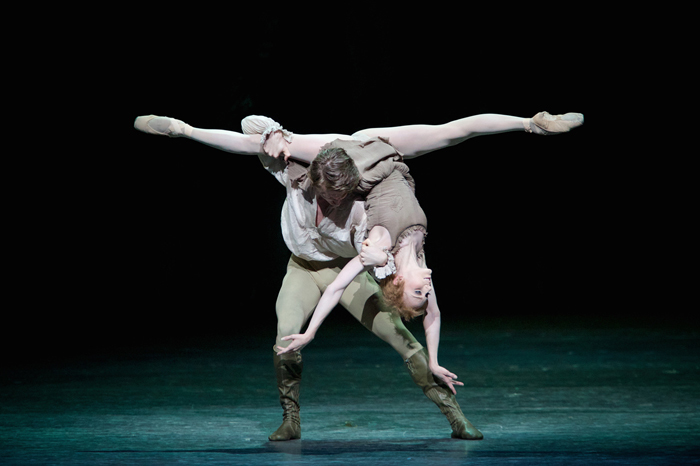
left=276, top=333, right=314, bottom=355
left=430, top=364, right=464, bottom=395
left=360, top=239, right=388, bottom=267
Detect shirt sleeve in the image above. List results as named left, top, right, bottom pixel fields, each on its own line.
left=257, top=153, right=288, bottom=186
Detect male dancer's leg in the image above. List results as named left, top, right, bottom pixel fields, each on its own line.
left=337, top=270, right=483, bottom=440
left=268, top=255, right=322, bottom=441
left=338, top=270, right=423, bottom=360
left=279, top=256, right=421, bottom=360
left=275, top=256, right=322, bottom=350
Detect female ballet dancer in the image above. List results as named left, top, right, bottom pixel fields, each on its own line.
left=224, top=112, right=584, bottom=353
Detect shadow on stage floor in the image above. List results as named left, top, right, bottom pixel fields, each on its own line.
left=2, top=316, right=699, bottom=465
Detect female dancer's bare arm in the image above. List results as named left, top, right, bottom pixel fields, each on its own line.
left=276, top=255, right=368, bottom=355
left=422, top=285, right=463, bottom=394
left=275, top=227, right=391, bottom=355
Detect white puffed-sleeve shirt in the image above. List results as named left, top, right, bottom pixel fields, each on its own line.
left=258, top=153, right=367, bottom=262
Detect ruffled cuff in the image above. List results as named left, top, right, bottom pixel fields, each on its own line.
left=260, top=122, right=293, bottom=145
left=373, top=248, right=397, bottom=280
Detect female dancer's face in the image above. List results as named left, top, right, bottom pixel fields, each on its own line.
left=402, top=267, right=433, bottom=309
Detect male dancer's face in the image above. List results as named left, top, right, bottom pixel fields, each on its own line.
left=317, top=186, right=349, bottom=207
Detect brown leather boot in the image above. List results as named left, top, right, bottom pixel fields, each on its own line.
left=406, top=349, right=483, bottom=440
left=269, top=349, right=303, bottom=441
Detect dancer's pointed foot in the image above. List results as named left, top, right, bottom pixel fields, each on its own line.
left=526, top=111, right=584, bottom=135
left=134, top=115, right=192, bottom=137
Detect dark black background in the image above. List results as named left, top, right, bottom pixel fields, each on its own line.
left=8, top=7, right=690, bottom=364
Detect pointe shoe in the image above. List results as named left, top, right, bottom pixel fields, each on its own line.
left=526, top=111, right=584, bottom=135
left=134, top=115, right=192, bottom=137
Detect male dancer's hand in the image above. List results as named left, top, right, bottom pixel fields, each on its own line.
left=264, top=130, right=292, bottom=161
left=360, top=239, right=389, bottom=267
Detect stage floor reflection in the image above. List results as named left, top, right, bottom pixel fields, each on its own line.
left=2, top=318, right=698, bottom=465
